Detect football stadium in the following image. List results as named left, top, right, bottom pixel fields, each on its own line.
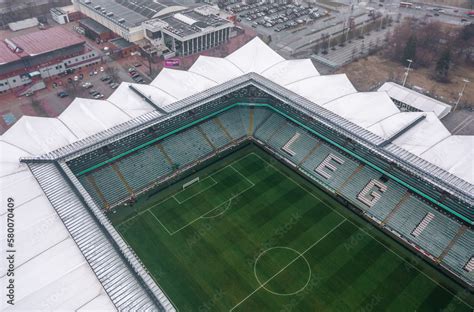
left=1, top=38, right=473, bottom=311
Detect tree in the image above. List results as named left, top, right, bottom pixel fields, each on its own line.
left=105, top=66, right=120, bottom=82
left=434, top=49, right=451, bottom=83
left=402, top=35, right=416, bottom=64
left=30, top=96, right=46, bottom=116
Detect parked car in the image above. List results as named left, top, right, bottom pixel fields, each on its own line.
left=100, top=75, right=111, bottom=82
left=93, top=93, right=104, bottom=99
left=57, top=91, right=69, bottom=98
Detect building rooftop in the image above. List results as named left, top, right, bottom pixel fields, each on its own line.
left=154, top=6, right=233, bottom=38
left=378, top=82, right=452, bottom=118
left=0, top=27, right=84, bottom=65
left=109, top=37, right=136, bottom=49
left=77, top=0, right=150, bottom=28
left=79, top=17, right=111, bottom=34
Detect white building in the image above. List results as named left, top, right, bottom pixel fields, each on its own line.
left=143, top=6, right=234, bottom=56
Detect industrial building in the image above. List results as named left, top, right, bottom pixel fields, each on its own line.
left=73, top=0, right=149, bottom=43
left=73, top=0, right=235, bottom=56
left=143, top=6, right=234, bottom=56
left=0, top=27, right=101, bottom=94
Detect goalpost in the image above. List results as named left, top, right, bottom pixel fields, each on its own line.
left=182, top=177, right=200, bottom=190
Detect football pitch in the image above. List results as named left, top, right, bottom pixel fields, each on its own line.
left=111, top=147, right=473, bottom=311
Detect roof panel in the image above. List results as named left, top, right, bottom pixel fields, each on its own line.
left=261, top=59, right=319, bottom=86
left=420, top=135, right=474, bottom=184
left=378, top=82, right=452, bottom=118
left=189, top=56, right=243, bottom=84
left=151, top=68, right=217, bottom=100
left=323, top=92, right=400, bottom=128
left=9, top=27, right=84, bottom=57
left=0, top=140, right=31, bottom=177
left=2, top=116, right=79, bottom=155
left=285, top=74, right=356, bottom=105
left=107, top=82, right=167, bottom=118
left=368, top=112, right=424, bottom=139
left=391, top=112, right=451, bottom=155
left=225, top=37, right=285, bottom=74
left=59, top=98, right=132, bottom=139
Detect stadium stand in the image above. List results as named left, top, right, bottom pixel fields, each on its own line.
left=116, top=146, right=173, bottom=191
left=4, top=37, right=472, bottom=309
left=84, top=166, right=130, bottom=206
left=161, top=127, right=213, bottom=168
left=199, top=120, right=231, bottom=149
left=442, top=229, right=474, bottom=284
left=215, top=109, right=247, bottom=140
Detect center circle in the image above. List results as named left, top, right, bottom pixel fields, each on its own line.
left=254, top=246, right=312, bottom=296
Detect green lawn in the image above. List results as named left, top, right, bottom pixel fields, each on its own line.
left=110, top=147, right=473, bottom=311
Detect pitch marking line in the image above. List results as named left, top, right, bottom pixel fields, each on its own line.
left=149, top=210, right=173, bottom=235
left=254, top=246, right=312, bottom=296
left=116, top=156, right=251, bottom=229
left=250, top=153, right=473, bottom=309
left=230, top=219, right=346, bottom=312
left=172, top=176, right=218, bottom=204
left=201, top=198, right=233, bottom=219
left=168, top=169, right=255, bottom=235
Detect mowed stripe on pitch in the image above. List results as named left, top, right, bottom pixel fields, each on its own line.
left=114, top=150, right=471, bottom=311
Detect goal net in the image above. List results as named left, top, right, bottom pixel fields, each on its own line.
left=183, top=177, right=200, bottom=190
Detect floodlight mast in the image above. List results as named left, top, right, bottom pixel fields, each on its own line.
left=402, top=59, right=413, bottom=87
left=454, top=78, right=470, bottom=111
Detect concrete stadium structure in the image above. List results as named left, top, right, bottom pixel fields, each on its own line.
left=1, top=38, right=472, bottom=310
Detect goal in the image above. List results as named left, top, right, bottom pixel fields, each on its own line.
left=182, top=177, right=200, bottom=190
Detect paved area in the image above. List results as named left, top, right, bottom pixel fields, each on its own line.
left=442, top=109, right=474, bottom=135
left=0, top=21, right=256, bottom=135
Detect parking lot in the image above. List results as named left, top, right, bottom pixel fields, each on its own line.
left=228, top=2, right=329, bottom=34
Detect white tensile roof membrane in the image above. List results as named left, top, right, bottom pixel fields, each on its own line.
left=225, top=37, right=285, bottom=73
left=420, top=135, right=474, bottom=185
left=189, top=55, right=244, bottom=83
left=59, top=98, right=131, bottom=139
left=260, top=59, right=320, bottom=86
left=285, top=73, right=357, bottom=105
left=322, top=92, right=400, bottom=128
left=390, top=112, right=451, bottom=155
left=0, top=37, right=472, bottom=310
left=378, top=82, right=452, bottom=118
left=151, top=68, right=217, bottom=100
left=0, top=139, right=115, bottom=311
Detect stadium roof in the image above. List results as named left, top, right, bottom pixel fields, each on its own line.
left=0, top=37, right=472, bottom=310
left=378, top=82, right=452, bottom=118
left=0, top=27, right=84, bottom=65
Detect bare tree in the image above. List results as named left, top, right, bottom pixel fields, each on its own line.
left=105, top=66, right=120, bottom=82
left=30, top=96, right=46, bottom=116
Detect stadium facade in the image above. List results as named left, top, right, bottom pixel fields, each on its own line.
left=0, top=38, right=472, bottom=310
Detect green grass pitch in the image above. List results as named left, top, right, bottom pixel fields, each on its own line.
left=109, top=146, right=473, bottom=311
